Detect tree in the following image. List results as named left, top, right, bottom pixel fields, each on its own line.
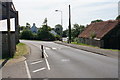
left=20, top=29, right=33, bottom=40
left=26, top=23, right=31, bottom=29
left=116, top=15, right=120, bottom=20
left=71, top=24, right=85, bottom=39
left=54, top=24, right=63, bottom=36
left=62, top=29, right=68, bottom=37
left=37, top=18, right=55, bottom=41
left=91, top=19, right=103, bottom=23
left=20, top=26, right=26, bottom=31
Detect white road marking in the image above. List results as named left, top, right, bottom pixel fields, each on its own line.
left=61, top=59, right=70, bottom=62
left=52, top=48, right=57, bottom=50
left=45, top=47, right=50, bottom=50
left=24, top=61, right=31, bottom=78
left=44, top=49, right=48, bottom=57
left=39, top=45, right=50, bottom=70
left=33, top=67, right=46, bottom=73
left=44, top=54, right=50, bottom=70
left=31, top=60, right=43, bottom=65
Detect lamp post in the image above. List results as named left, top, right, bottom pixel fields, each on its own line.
left=55, top=10, right=63, bottom=41
left=55, top=10, right=63, bottom=27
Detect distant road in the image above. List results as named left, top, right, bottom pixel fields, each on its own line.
left=21, top=40, right=118, bottom=78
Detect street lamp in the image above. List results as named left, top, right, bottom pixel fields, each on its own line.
left=55, top=10, right=63, bottom=27
left=55, top=9, right=63, bottom=41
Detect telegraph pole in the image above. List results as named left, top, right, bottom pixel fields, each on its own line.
left=68, top=5, right=71, bottom=43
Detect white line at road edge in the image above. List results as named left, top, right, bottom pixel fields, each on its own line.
left=44, top=49, right=48, bottom=57
left=44, top=49, right=50, bottom=70
left=39, top=45, right=50, bottom=70
left=25, top=61, right=31, bottom=78
left=44, top=55, right=51, bottom=70
left=33, top=67, right=46, bottom=73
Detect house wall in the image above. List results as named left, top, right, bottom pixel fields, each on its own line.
left=0, top=32, right=2, bottom=59
left=2, top=32, right=16, bottom=58
left=103, top=24, right=120, bottom=49
left=2, top=32, right=9, bottom=58
left=104, top=37, right=120, bottom=49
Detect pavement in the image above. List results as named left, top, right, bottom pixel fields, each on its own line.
left=1, top=57, right=28, bottom=78
left=54, top=41, right=119, bottom=59
left=1, top=40, right=118, bottom=79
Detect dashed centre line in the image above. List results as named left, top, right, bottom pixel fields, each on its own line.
left=45, top=47, right=50, bottom=50
left=52, top=48, right=57, bottom=50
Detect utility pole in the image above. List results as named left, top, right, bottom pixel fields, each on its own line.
left=68, top=5, right=71, bottom=43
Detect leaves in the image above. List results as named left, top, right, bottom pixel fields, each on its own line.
left=91, top=19, right=103, bottom=23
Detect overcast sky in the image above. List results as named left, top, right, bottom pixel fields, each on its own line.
left=12, top=0, right=119, bottom=30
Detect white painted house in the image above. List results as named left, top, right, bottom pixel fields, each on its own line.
left=30, top=23, right=38, bottom=33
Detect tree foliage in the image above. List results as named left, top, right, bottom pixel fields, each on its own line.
left=91, top=19, right=103, bottom=23
left=71, top=24, right=85, bottom=39
left=20, top=26, right=26, bottom=31
left=62, top=29, right=68, bottom=37
left=54, top=24, right=63, bottom=36
left=62, top=24, right=85, bottom=42
left=20, top=29, right=33, bottom=40
left=37, top=18, right=55, bottom=41
left=116, top=15, right=120, bottom=20
left=26, top=22, right=31, bottom=29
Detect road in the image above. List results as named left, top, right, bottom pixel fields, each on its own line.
left=21, top=40, right=118, bottom=78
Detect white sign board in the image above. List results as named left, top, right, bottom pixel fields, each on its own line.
left=0, top=18, right=15, bottom=31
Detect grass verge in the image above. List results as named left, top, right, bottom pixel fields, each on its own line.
left=13, top=43, right=29, bottom=59
left=71, top=42, right=120, bottom=52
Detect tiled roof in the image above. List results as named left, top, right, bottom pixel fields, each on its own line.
left=78, top=20, right=120, bottom=39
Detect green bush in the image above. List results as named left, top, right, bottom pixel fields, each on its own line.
left=20, top=29, right=33, bottom=40
left=74, top=38, right=80, bottom=43
left=37, top=30, right=55, bottom=41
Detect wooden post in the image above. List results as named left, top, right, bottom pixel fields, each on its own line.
left=41, top=45, right=44, bottom=58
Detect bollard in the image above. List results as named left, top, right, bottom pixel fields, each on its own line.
left=41, top=45, right=44, bottom=58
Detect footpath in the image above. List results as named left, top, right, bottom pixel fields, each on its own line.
left=0, top=57, right=28, bottom=78
left=54, top=41, right=119, bottom=59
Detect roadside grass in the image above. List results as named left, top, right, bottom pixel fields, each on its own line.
left=13, top=43, right=28, bottom=59
left=71, top=42, right=97, bottom=48
left=71, top=42, right=120, bottom=52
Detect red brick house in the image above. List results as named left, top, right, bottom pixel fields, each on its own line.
left=78, top=20, right=120, bottom=49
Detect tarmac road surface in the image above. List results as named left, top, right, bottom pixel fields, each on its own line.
left=21, top=40, right=118, bottom=78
